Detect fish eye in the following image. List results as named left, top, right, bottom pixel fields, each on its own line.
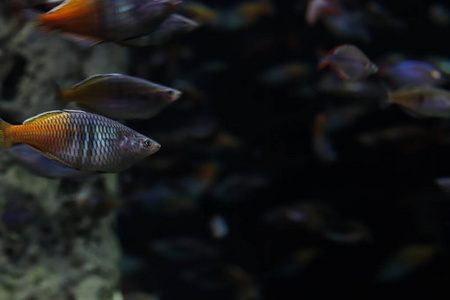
left=166, top=90, right=174, bottom=96
left=144, top=139, right=152, bottom=147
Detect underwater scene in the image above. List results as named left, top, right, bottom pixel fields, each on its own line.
left=1, top=0, right=450, bottom=299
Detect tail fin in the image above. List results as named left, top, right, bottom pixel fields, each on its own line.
left=315, top=47, right=330, bottom=70
left=0, top=119, right=13, bottom=149
left=378, top=79, right=393, bottom=109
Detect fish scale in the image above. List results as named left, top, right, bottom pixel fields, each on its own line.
left=0, top=110, right=160, bottom=172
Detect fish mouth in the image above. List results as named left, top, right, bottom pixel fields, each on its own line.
left=153, top=141, right=161, bottom=152
left=170, top=89, right=183, bottom=102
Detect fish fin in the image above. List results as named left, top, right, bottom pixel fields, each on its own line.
left=62, top=109, right=89, bottom=114
left=28, top=145, right=75, bottom=169
left=0, top=118, right=13, bottom=149
left=379, top=79, right=394, bottom=109
left=330, top=65, right=351, bottom=81
left=71, top=74, right=121, bottom=89
left=60, top=32, right=104, bottom=48
left=335, top=70, right=351, bottom=81
left=22, top=110, right=66, bottom=125
left=318, top=58, right=329, bottom=70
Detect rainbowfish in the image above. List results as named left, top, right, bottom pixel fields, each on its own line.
left=0, top=110, right=160, bottom=172
left=55, top=73, right=182, bottom=120
left=379, top=60, right=444, bottom=87
left=180, top=1, right=218, bottom=24
left=305, top=0, right=338, bottom=26
left=118, top=13, right=199, bottom=47
left=387, top=86, right=450, bottom=118
left=318, top=44, right=378, bottom=81
left=35, top=0, right=182, bottom=45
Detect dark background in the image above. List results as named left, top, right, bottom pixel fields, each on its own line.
left=117, top=0, right=450, bottom=299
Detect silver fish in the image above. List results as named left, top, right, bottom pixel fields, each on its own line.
left=319, top=44, right=378, bottom=81
left=56, top=73, right=182, bottom=120
left=388, top=86, right=450, bottom=118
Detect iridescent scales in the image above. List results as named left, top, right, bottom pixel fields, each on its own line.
left=0, top=110, right=160, bottom=172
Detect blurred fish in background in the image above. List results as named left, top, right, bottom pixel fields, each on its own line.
left=318, top=44, right=378, bottom=81
left=54, top=73, right=182, bottom=120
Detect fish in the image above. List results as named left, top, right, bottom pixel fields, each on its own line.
left=428, top=3, right=450, bottom=27
left=180, top=1, right=218, bottom=24
left=387, top=85, right=450, bottom=118
left=54, top=73, right=182, bottom=120
left=357, top=124, right=445, bottom=153
left=312, top=106, right=370, bottom=162
left=263, top=200, right=337, bottom=232
left=317, top=72, right=386, bottom=101
left=305, top=0, right=339, bottom=26
left=35, top=0, right=182, bottom=45
left=318, top=44, right=378, bottom=81
left=214, top=0, right=274, bottom=31
left=379, top=60, right=444, bottom=87
left=427, top=55, right=450, bottom=76
left=0, top=109, right=161, bottom=172
left=209, top=214, right=229, bottom=239
left=235, top=0, right=274, bottom=24
left=322, top=220, right=372, bottom=244
left=118, top=13, right=199, bottom=47
left=435, top=177, right=450, bottom=195
left=364, top=1, right=406, bottom=30
left=321, top=9, right=372, bottom=43
left=375, top=244, right=440, bottom=282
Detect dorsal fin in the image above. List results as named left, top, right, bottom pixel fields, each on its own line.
left=22, top=110, right=66, bottom=125
left=62, top=109, right=89, bottom=114
left=46, top=0, right=94, bottom=15
left=72, top=74, right=121, bottom=89
left=22, top=109, right=90, bottom=125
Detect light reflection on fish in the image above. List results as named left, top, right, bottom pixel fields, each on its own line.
left=55, top=73, right=182, bottom=120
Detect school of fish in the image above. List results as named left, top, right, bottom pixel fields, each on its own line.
left=2, top=0, right=450, bottom=299
left=1, top=0, right=204, bottom=173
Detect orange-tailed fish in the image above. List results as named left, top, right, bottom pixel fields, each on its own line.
left=0, top=110, right=160, bottom=172
left=318, top=44, right=378, bottom=81
left=35, top=0, right=182, bottom=45
left=55, top=73, right=182, bottom=120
